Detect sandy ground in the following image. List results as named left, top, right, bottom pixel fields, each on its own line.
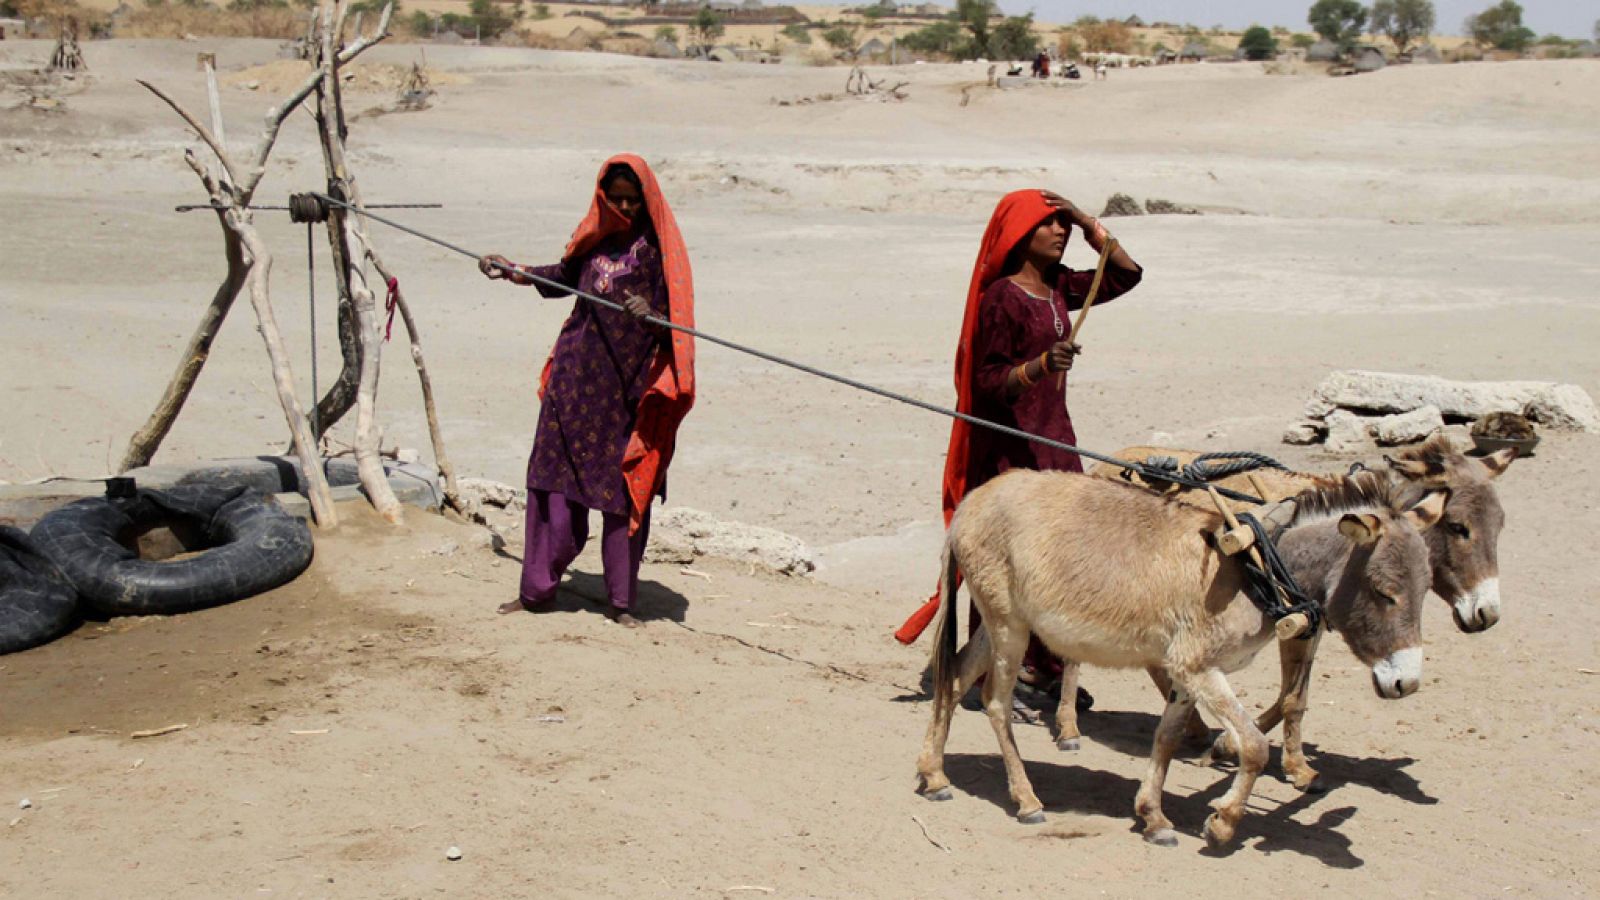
left=2, top=39, right=1599, bottom=896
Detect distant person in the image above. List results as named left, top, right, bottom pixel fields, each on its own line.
left=1032, top=50, right=1050, bottom=79
left=1095, top=61, right=1108, bottom=81
left=478, top=156, right=695, bottom=628
left=899, top=189, right=1143, bottom=702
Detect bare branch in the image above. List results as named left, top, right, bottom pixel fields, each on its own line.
left=337, top=2, right=392, bottom=64
left=243, top=66, right=326, bottom=196
left=139, top=79, right=240, bottom=188
left=182, top=148, right=222, bottom=200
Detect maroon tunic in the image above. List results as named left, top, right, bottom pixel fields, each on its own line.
left=966, top=262, right=1142, bottom=488
left=525, top=232, right=669, bottom=516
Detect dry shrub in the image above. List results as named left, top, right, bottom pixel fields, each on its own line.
left=11, top=0, right=110, bottom=36
left=1077, top=20, right=1135, bottom=53
left=598, top=36, right=653, bottom=57
left=118, top=6, right=303, bottom=40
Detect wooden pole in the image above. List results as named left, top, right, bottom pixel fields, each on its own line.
left=1058, top=236, right=1117, bottom=390
left=1206, top=485, right=1310, bottom=640
left=317, top=0, right=403, bottom=523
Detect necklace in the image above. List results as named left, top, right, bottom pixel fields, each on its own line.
left=1014, top=281, right=1064, bottom=338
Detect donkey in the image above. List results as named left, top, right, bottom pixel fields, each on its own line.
left=916, top=469, right=1446, bottom=848
left=1076, top=436, right=1515, bottom=789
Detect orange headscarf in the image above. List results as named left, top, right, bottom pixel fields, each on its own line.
left=894, top=189, right=1058, bottom=645
left=538, top=154, right=696, bottom=535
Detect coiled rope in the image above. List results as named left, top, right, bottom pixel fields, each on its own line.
left=1141, top=451, right=1289, bottom=485
left=311, top=192, right=1268, bottom=506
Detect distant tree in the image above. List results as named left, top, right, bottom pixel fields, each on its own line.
left=1465, top=0, right=1535, bottom=52
left=956, top=0, right=995, bottom=58
left=1307, top=0, right=1368, bottom=50
left=469, top=0, right=515, bottom=39
left=690, top=7, right=724, bottom=52
left=654, top=24, right=678, bottom=44
left=1370, top=0, right=1433, bottom=54
left=531, top=2, right=550, bottom=20
left=861, top=5, right=889, bottom=20
left=901, top=19, right=961, bottom=55
left=1238, top=25, right=1278, bottom=60
left=1073, top=15, right=1099, bottom=28
left=1057, top=32, right=1083, bottom=60
left=1290, top=31, right=1316, bottom=48
left=780, top=22, right=811, bottom=44
left=990, top=13, right=1038, bottom=59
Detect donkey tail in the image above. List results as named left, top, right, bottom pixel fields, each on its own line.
left=929, top=539, right=961, bottom=710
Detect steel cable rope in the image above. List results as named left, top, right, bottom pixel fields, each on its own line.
left=309, top=192, right=1266, bottom=506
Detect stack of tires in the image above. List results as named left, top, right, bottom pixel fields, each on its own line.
left=0, top=485, right=314, bottom=655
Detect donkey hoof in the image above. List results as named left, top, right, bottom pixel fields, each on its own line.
left=1056, top=737, right=1081, bottom=752
left=1144, top=828, right=1179, bottom=848
left=1202, top=814, right=1236, bottom=850
left=1018, top=809, right=1047, bottom=825
left=924, top=786, right=954, bottom=802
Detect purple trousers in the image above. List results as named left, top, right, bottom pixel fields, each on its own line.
left=519, top=489, right=650, bottom=611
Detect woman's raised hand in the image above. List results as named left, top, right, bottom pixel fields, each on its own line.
left=479, top=254, right=514, bottom=280
left=1039, top=191, right=1089, bottom=228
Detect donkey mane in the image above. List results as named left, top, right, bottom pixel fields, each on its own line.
left=1289, top=469, right=1403, bottom=523
left=1391, top=432, right=1459, bottom=470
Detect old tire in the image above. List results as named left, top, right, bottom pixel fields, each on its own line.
left=0, top=526, right=78, bottom=654
left=31, top=485, right=313, bottom=616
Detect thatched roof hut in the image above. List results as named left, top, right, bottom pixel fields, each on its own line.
left=1306, top=40, right=1341, bottom=62
left=1353, top=46, right=1386, bottom=72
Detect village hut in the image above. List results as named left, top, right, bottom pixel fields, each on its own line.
left=1179, top=40, right=1209, bottom=61
left=1306, top=39, right=1340, bottom=62
left=1353, top=45, right=1387, bottom=72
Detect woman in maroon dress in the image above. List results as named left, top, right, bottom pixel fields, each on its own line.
left=897, top=189, right=1142, bottom=701
left=478, top=157, right=696, bottom=628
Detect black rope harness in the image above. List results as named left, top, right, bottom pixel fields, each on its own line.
left=1141, top=451, right=1289, bottom=484
left=1233, top=511, right=1322, bottom=638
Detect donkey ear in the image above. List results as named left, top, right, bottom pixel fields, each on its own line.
left=1402, top=491, right=1448, bottom=531
left=1479, top=447, right=1518, bottom=480
left=1338, top=513, right=1385, bottom=546
left=1385, top=453, right=1447, bottom=485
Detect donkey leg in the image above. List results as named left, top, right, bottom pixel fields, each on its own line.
left=1150, top=666, right=1210, bottom=745
left=1134, top=681, right=1197, bottom=847
left=981, top=622, right=1044, bottom=823
left=1191, top=669, right=1269, bottom=850
left=1206, top=635, right=1308, bottom=766
left=1054, top=659, right=1083, bottom=751
left=1277, top=630, right=1324, bottom=791
left=918, top=626, right=993, bottom=800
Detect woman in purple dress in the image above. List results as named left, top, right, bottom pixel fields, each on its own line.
left=478, top=158, right=694, bottom=628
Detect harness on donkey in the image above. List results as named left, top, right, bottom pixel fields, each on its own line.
left=1136, top=451, right=1323, bottom=640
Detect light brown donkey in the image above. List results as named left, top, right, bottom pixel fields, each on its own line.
left=1077, top=436, right=1515, bottom=789
left=915, top=469, right=1445, bottom=848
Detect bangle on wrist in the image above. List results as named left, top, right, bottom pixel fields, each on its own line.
left=1038, top=351, right=1052, bottom=374
left=1015, top=362, right=1035, bottom=389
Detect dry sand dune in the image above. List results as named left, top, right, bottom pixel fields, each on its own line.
left=2, top=40, right=1598, bottom=896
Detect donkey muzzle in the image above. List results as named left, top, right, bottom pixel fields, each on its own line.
left=1371, top=647, right=1422, bottom=699
left=1451, top=578, right=1501, bottom=633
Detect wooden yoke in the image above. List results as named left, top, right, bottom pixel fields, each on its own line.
left=1205, top=485, right=1313, bottom=641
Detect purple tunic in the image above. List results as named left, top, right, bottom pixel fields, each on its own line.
left=967, top=262, right=1141, bottom=488
left=525, top=232, right=669, bottom=516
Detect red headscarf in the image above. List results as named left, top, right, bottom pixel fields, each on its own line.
left=895, top=189, right=1058, bottom=645
left=539, top=155, right=696, bottom=535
